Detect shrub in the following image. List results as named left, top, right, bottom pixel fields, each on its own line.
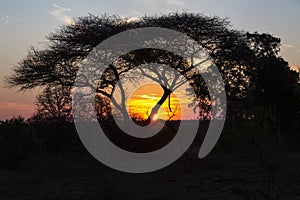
left=0, top=117, right=43, bottom=169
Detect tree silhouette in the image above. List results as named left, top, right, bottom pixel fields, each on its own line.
left=242, top=33, right=300, bottom=135
left=5, top=13, right=300, bottom=131
left=6, top=14, right=239, bottom=121
left=32, top=85, right=72, bottom=122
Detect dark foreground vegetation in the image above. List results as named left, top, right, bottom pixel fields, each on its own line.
left=0, top=117, right=300, bottom=199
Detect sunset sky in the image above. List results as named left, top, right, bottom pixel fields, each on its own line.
left=0, top=0, right=299, bottom=119
left=128, top=84, right=181, bottom=120
left=127, top=83, right=197, bottom=121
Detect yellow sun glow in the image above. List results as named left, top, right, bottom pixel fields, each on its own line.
left=127, top=83, right=181, bottom=121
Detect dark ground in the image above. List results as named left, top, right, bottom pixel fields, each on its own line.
left=1, top=120, right=300, bottom=199
left=1, top=148, right=300, bottom=200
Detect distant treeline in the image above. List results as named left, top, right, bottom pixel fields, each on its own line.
left=0, top=115, right=299, bottom=170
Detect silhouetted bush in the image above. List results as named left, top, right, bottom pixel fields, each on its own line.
left=30, top=122, right=79, bottom=153
left=0, top=117, right=43, bottom=169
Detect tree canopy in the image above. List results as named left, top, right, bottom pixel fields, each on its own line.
left=5, top=13, right=300, bottom=134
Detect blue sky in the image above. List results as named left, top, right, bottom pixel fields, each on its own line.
left=0, top=0, right=299, bottom=119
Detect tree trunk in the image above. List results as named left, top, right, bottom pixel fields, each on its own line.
left=145, top=85, right=172, bottom=124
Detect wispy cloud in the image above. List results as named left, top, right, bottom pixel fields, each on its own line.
left=166, top=0, right=185, bottom=6
left=0, top=102, right=34, bottom=119
left=135, top=94, right=158, bottom=100
left=1, top=15, right=11, bottom=24
left=48, top=4, right=74, bottom=25
left=0, top=102, right=33, bottom=111
left=135, top=0, right=184, bottom=6
left=282, top=44, right=294, bottom=48
left=0, top=15, right=24, bottom=25
left=297, top=49, right=300, bottom=52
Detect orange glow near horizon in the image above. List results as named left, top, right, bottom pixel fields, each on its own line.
left=127, top=84, right=181, bottom=121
